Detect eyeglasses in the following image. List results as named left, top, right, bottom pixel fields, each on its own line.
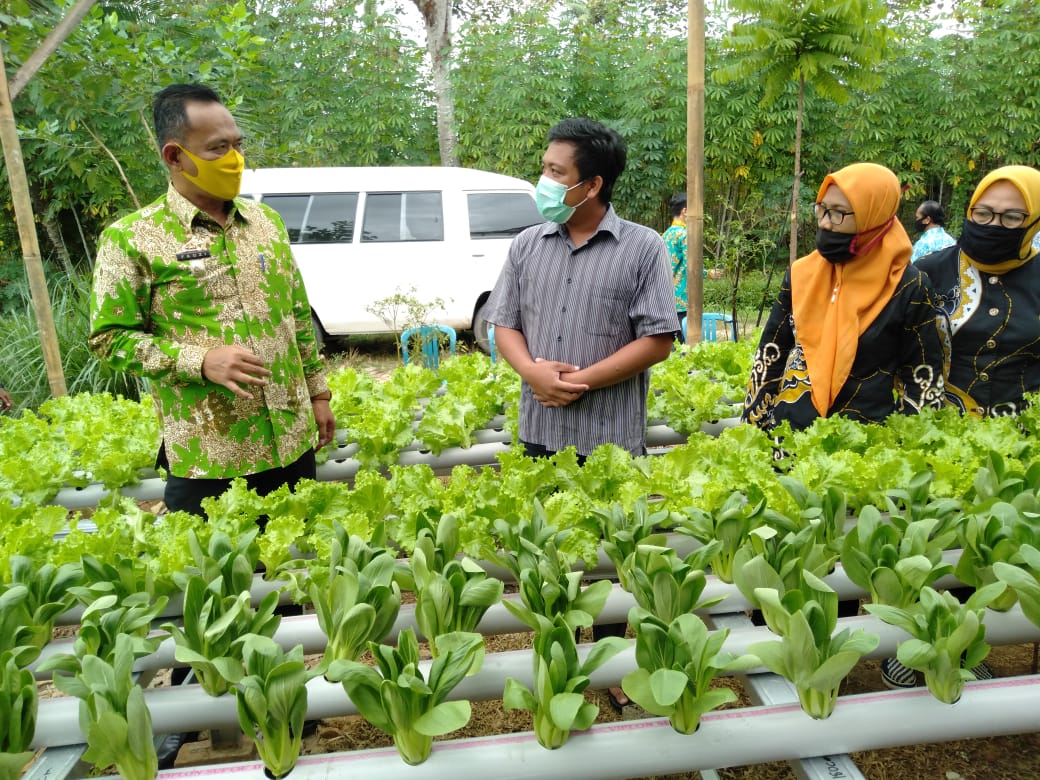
left=813, top=203, right=855, bottom=226
left=968, top=206, right=1029, bottom=229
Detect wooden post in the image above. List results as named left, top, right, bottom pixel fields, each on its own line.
left=0, top=52, right=67, bottom=397
left=685, top=0, right=705, bottom=343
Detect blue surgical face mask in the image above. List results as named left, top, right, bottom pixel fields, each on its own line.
left=535, top=175, right=587, bottom=223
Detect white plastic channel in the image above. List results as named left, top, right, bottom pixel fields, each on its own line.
left=148, top=675, right=1040, bottom=780
left=31, top=607, right=1040, bottom=747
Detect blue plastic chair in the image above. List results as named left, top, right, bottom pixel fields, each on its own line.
left=680, top=313, right=737, bottom=342
left=401, top=324, right=457, bottom=370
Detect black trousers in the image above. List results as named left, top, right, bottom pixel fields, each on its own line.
left=160, top=445, right=317, bottom=518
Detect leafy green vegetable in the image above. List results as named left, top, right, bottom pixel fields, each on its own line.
left=0, top=649, right=36, bottom=780
left=503, top=614, right=628, bottom=749
left=865, top=583, right=1005, bottom=704
left=233, top=635, right=319, bottom=779
left=840, top=506, right=954, bottom=609
left=954, top=502, right=1037, bottom=611
left=400, top=516, right=503, bottom=657
left=327, top=629, right=483, bottom=765
left=748, top=571, right=879, bottom=719
left=594, top=497, right=672, bottom=591
left=1, top=556, right=81, bottom=663
left=994, top=544, right=1040, bottom=629
left=622, top=544, right=725, bottom=624
left=52, top=633, right=158, bottom=780
left=733, top=523, right=836, bottom=610
left=675, top=490, right=767, bottom=583
left=622, top=611, right=758, bottom=734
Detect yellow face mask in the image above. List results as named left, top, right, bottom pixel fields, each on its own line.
left=176, top=145, right=244, bottom=201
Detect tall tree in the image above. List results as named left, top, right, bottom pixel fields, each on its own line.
left=413, top=0, right=458, bottom=165
left=714, top=0, right=888, bottom=265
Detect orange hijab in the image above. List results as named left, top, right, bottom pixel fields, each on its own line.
left=962, top=165, right=1040, bottom=274
left=791, top=162, right=912, bottom=417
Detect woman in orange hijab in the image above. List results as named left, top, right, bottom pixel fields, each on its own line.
left=743, top=162, right=950, bottom=431
left=917, top=165, right=1040, bottom=417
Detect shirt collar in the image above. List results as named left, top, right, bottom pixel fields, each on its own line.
left=538, top=203, right=621, bottom=241
left=166, top=183, right=250, bottom=229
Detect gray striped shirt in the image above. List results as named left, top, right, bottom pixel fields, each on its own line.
left=485, top=206, right=679, bottom=456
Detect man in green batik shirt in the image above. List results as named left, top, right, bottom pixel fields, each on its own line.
left=89, top=83, right=335, bottom=517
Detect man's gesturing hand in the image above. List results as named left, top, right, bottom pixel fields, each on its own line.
left=202, top=345, right=272, bottom=399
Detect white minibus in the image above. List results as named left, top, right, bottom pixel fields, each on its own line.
left=239, top=166, right=542, bottom=349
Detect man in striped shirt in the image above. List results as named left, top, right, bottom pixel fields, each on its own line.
left=484, top=118, right=679, bottom=461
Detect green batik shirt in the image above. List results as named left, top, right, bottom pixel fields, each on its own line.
left=89, top=184, right=329, bottom=479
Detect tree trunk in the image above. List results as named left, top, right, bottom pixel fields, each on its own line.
left=414, top=0, right=458, bottom=166
left=788, top=75, right=805, bottom=266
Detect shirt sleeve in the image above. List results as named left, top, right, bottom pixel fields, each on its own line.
left=88, top=223, right=207, bottom=383
left=894, top=271, right=951, bottom=414
left=483, top=233, right=525, bottom=330
left=742, top=271, right=795, bottom=428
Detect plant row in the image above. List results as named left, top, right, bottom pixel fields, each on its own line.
left=7, top=453, right=1040, bottom=777
left=0, top=341, right=752, bottom=505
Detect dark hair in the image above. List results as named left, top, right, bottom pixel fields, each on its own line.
left=153, top=83, right=223, bottom=147
left=669, top=192, right=687, bottom=218
left=547, top=118, right=627, bottom=204
left=919, top=200, right=946, bottom=226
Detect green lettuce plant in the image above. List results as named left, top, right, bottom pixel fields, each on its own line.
left=501, top=538, right=613, bottom=632
left=733, top=524, right=836, bottom=610
left=502, top=614, right=628, bottom=749
left=233, top=635, right=319, bottom=780
left=488, top=499, right=560, bottom=580
left=994, top=543, right=1040, bottom=628
left=1, top=555, right=81, bottom=663
left=51, top=634, right=158, bottom=780
left=954, top=502, right=1039, bottom=612
left=327, top=629, right=483, bottom=766
left=748, top=571, right=879, bottom=719
left=307, top=533, right=401, bottom=670
left=162, top=575, right=281, bottom=697
left=621, top=544, right=725, bottom=624
left=400, top=516, right=503, bottom=657
left=865, top=583, right=1005, bottom=704
left=593, top=497, right=672, bottom=590
left=0, top=649, right=36, bottom=780
left=674, top=491, right=767, bottom=583
left=622, top=610, right=758, bottom=734
left=840, top=507, right=955, bottom=609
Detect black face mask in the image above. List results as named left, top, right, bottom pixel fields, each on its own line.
left=815, top=228, right=855, bottom=264
left=959, top=219, right=1030, bottom=265
left=913, top=218, right=928, bottom=234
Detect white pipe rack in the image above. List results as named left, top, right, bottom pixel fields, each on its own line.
left=48, top=418, right=732, bottom=510
left=147, top=675, right=1040, bottom=780
left=31, top=606, right=1040, bottom=747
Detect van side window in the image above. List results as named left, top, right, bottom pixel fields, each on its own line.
left=260, top=194, right=358, bottom=244
left=468, top=193, right=542, bottom=239
left=362, top=192, right=443, bottom=242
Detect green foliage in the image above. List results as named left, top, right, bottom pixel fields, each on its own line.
left=233, top=635, right=319, bottom=780
left=749, top=570, right=879, bottom=719
left=865, top=584, right=1006, bottom=704
left=0, top=649, right=36, bottom=780
left=50, top=634, right=158, bottom=780
left=328, top=628, right=483, bottom=766
left=502, top=614, right=628, bottom=750
left=622, top=611, right=758, bottom=734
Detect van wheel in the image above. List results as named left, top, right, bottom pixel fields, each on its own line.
left=311, top=312, right=326, bottom=352
left=472, top=302, right=492, bottom=354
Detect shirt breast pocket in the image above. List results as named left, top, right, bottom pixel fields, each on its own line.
left=586, top=283, right=629, bottom=337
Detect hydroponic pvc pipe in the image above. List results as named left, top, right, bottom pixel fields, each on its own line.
left=150, top=675, right=1040, bottom=780
left=31, top=607, right=1040, bottom=746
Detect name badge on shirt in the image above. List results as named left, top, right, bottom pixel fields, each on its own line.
left=175, top=249, right=211, bottom=277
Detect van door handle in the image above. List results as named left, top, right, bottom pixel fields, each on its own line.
left=471, top=253, right=485, bottom=257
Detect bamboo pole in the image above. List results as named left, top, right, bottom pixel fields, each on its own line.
left=0, top=51, right=66, bottom=396
left=685, top=0, right=705, bottom=342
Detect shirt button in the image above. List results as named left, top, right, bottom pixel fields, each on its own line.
left=980, top=372, right=990, bottom=382
left=562, top=306, right=567, bottom=313
left=557, top=336, right=562, bottom=342
left=988, top=307, right=1000, bottom=316
left=989, top=276, right=1000, bottom=284
left=986, top=339, right=996, bottom=349
left=567, top=278, right=572, bottom=284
